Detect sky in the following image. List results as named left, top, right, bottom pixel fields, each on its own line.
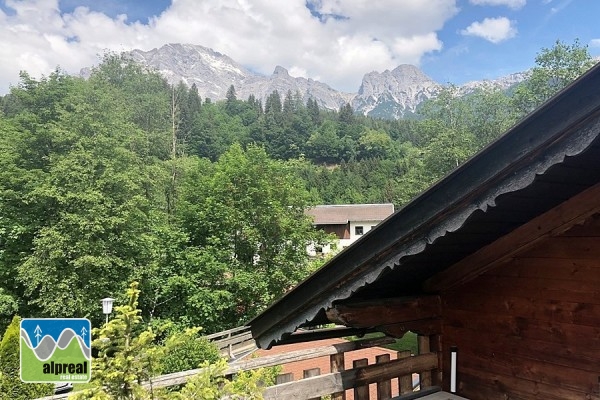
left=0, top=0, right=599, bottom=94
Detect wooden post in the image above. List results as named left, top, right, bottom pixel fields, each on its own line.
left=397, top=350, right=413, bottom=394
left=275, top=373, right=294, bottom=385
left=330, top=352, right=346, bottom=400
left=430, top=334, right=442, bottom=386
left=376, top=354, right=392, bottom=400
left=304, top=368, right=321, bottom=400
left=353, top=358, right=370, bottom=400
left=418, top=335, right=432, bottom=388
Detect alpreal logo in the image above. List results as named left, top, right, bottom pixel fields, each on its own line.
left=20, top=318, right=91, bottom=383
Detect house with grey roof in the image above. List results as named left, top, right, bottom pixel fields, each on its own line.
left=305, top=204, right=395, bottom=254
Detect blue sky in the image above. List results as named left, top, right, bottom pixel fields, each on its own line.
left=0, top=0, right=598, bottom=94
left=426, top=0, right=600, bottom=83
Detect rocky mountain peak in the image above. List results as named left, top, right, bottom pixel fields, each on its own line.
left=116, top=43, right=527, bottom=119
left=353, top=64, right=440, bottom=119
left=391, top=64, right=436, bottom=85
left=272, top=65, right=290, bottom=77
left=127, top=43, right=254, bottom=99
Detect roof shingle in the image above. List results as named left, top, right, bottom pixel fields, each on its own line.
left=306, top=204, right=395, bottom=225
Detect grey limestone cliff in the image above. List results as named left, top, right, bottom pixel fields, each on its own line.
left=114, top=43, right=527, bottom=119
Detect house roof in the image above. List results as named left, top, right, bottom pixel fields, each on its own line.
left=305, top=204, right=395, bottom=225
left=249, top=62, right=600, bottom=350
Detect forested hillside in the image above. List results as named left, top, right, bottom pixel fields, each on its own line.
left=0, top=40, right=594, bottom=334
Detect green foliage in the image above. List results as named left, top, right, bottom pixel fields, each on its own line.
left=166, top=360, right=268, bottom=400
left=513, top=39, right=595, bottom=114
left=74, top=282, right=163, bottom=399
left=160, top=328, right=220, bottom=374
left=1, top=40, right=592, bottom=339
left=0, top=316, right=54, bottom=400
left=346, top=331, right=418, bottom=356
left=384, top=332, right=419, bottom=355
left=307, top=120, right=343, bottom=163
left=174, top=144, right=329, bottom=330
left=0, top=290, right=17, bottom=333
left=358, top=128, right=397, bottom=159
left=11, top=80, right=159, bottom=320
left=73, top=282, right=266, bottom=400
left=171, top=359, right=266, bottom=400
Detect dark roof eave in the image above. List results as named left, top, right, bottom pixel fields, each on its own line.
left=249, top=62, right=600, bottom=349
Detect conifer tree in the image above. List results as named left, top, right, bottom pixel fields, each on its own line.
left=0, top=316, right=54, bottom=400
left=225, top=84, right=238, bottom=115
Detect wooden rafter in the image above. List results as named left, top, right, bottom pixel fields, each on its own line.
left=424, top=182, right=600, bottom=293
left=325, top=296, right=442, bottom=337
left=326, top=296, right=441, bottom=327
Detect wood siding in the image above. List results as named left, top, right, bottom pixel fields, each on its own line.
left=441, top=214, right=600, bottom=400
left=319, top=224, right=351, bottom=240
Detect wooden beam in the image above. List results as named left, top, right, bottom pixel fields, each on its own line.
left=262, top=352, right=438, bottom=400
left=326, top=296, right=441, bottom=327
left=227, top=336, right=393, bottom=374
left=146, top=336, right=395, bottom=390
left=418, top=336, right=432, bottom=388
left=330, top=352, right=346, bottom=400
left=353, top=359, right=370, bottom=400
left=424, top=182, right=600, bottom=292
left=304, top=368, right=322, bottom=400
left=397, top=350, right=414, bottom=394
left=376, top=354, right=392, bottom=400
left=274, top=326, right=375, bottom=345
left=378, top=319, right=442, bottom=337
left=35, top=336, right=400, bottom=400
left=430, top=334, right=443, bottom=387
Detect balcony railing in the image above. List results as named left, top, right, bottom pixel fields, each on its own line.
left=35, top=334, right=441, bottom=400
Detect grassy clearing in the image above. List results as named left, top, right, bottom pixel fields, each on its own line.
left=346, top=331, right=418, bottom=355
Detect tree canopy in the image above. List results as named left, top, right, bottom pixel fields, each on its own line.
left=0, top=40, right=595, bottom=335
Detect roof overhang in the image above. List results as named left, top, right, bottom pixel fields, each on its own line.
left=249, top=63, right=600, bottom=349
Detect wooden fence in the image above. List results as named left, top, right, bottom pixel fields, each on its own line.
left=204, top=325, right=256, bottom=359
left=261, top=337, right=437, bottom=400
left=35, top=334, right=440, bottom=400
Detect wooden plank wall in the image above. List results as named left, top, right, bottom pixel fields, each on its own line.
left=441, top=215, right=600, bottom=400
left=320, top=224, right=351, bottom=240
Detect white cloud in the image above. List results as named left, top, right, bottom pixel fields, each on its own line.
left=549, top=0, right=574, bottom=14
left=469, top=0, right=526, bottom=9
left=0, top=0, right=459, bottom=93
left=590, top=39, right=600, bottom=48
left=461, top=17, right=517, bottom=43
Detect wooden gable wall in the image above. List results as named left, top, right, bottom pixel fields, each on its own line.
left=440, top=213, right=600, bottom=399
left=318, top=223, right=351, bottom=240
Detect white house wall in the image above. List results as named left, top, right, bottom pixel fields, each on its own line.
left=342, top=220, right=382, bottom=247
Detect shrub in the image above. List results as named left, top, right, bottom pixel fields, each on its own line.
left=73, top=282, right=267, bottom=400
left=0, top=315, right=54, bottom=400
left=160, top=328, right=220, bottom=374
left=172, top=359, right=267, bottom=400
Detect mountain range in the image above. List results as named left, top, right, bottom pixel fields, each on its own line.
left=122, top=43, right=528, bottom=120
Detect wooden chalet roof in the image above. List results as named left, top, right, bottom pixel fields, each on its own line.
left=249, top=62, right=600, bottom=349
left=305, top=204, right=395, bottom=225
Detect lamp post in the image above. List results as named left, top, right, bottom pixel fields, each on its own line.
left=101, top=297, right=114, bottom=325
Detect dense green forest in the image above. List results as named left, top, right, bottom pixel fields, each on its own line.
left=0, top=39, right=594, bottom=335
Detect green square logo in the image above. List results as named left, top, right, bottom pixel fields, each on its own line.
left=20, top=318, right=91, bottom=383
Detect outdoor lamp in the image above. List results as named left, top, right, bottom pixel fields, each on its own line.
left=101, top=297, right=114, bottom=324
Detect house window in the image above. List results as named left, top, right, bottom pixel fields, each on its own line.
left=355, top=226, right=364, bottom=235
